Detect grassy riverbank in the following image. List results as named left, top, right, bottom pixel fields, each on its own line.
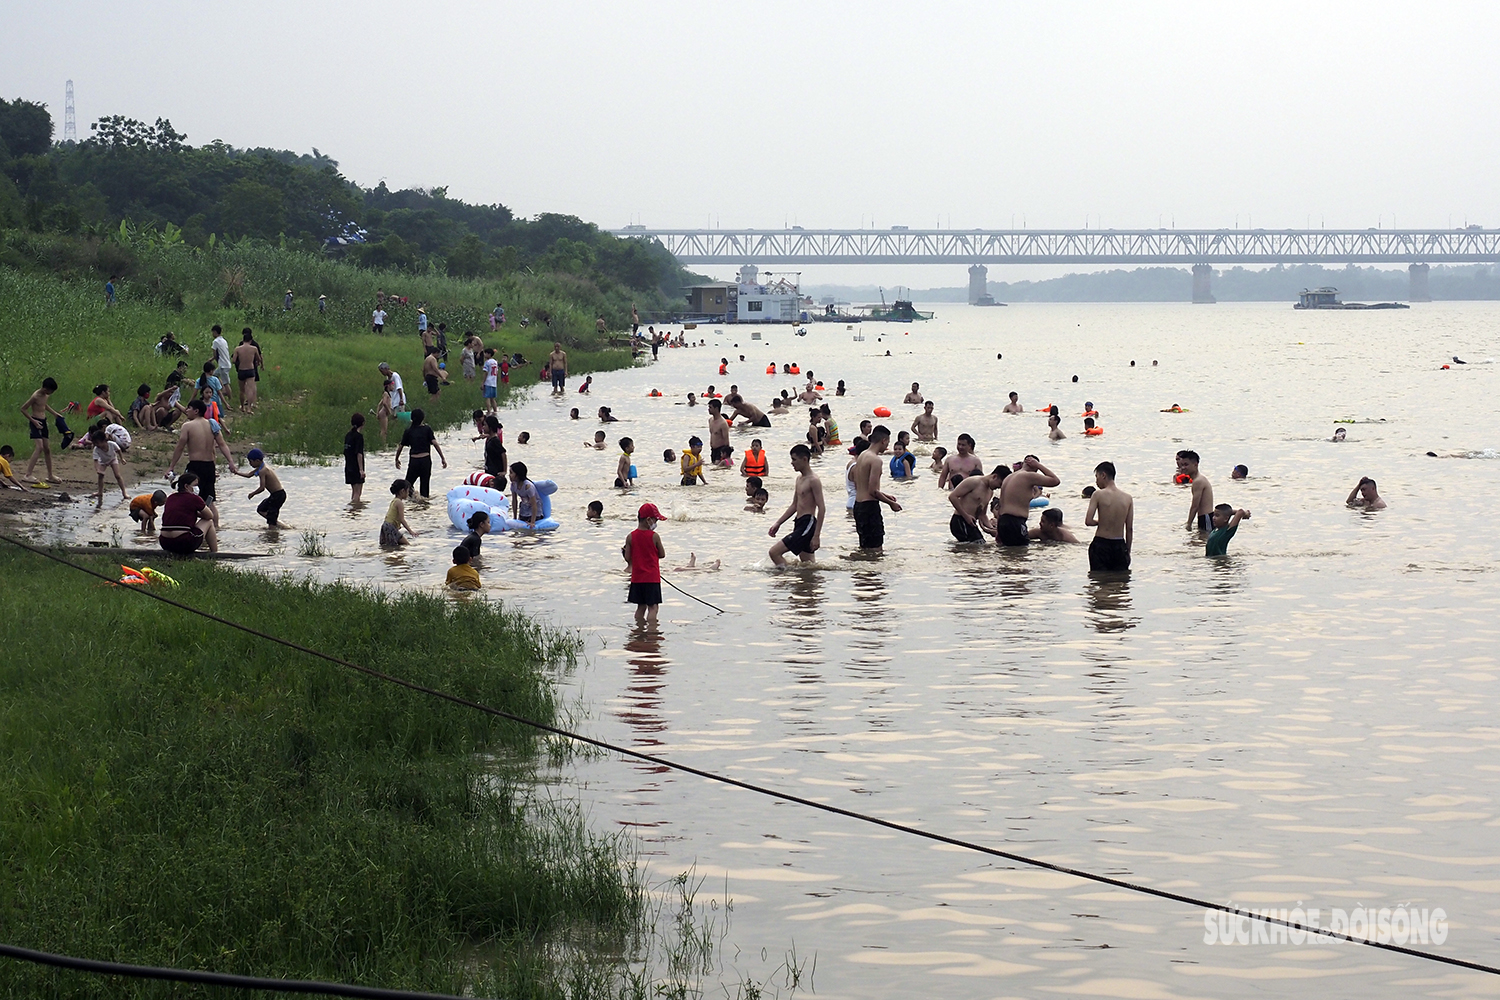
left=0, top=237, right=640, bottom=456
left=0, top=547, right=641, bottom=997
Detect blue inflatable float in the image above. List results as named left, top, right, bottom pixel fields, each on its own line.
left=446, top=480, right=560, bottom=533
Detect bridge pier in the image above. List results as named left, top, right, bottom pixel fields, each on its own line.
left=1409, top=262, right=1431, bottom=302
left=1192, top=264, right=1216, bottom=304
left=968, top=264, right=988, bottom=305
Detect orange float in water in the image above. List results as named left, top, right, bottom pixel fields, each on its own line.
left=873, top=406, right=892, bottom=418
left=1174, top=472, right=1193, bottom=485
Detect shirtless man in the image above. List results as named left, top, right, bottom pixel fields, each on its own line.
left=20, top=377, right=65, bottom=483
left=947, top=466, right=1006, bottom=542
left=797, top=383, right=822, bottom=404
left=548, top=342, right=568, bottom=395
left=1030, top=508, right=1081, bottom=543
left=768, top=444, right=825, bottom=566
left=938, top=433, right=982, bottom=489
left=1177, top=449, right=1215, bottom=531
left=724, top=392, right=771, bottom=428
left=994, top=455, right=1060, bottom=547
left=422, top=348, right=443, bottom=398
left=1346, top=476, right=1387, bottom=510
left=1047, top=413, right=1065, bottom=440
left=911, top=401, right=938, bottom=442
left=167, top=399, right=237, bottom=516
left=903, top=382, right=924, bottom=404
left=851, top=426, right=902, bottom=552
left=707, top=399, right=733, bottom=466
left=1085, top=461, right=1133, bottom=571
left=230, top=331, right=262, bottom=413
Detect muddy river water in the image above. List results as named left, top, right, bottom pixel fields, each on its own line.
left=47, top=301, right=1500, bottom=998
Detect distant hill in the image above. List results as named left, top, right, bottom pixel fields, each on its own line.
left=806, top=263, right=1500, bottom=303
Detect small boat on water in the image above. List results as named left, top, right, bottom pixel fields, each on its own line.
left=1294, top=287, right=1409, bottom=310
left=862, top=299, right=934, bottom=322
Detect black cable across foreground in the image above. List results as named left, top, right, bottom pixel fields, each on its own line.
left=0, top=942, right=469, bottom=998
left=5, top=534, right=1498, bottom=979
left=660, top=573, right=727, bottom=614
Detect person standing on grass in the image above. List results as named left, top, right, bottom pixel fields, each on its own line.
left=372, top=304, right=387, bottom=333
left=20, top=377, right=64, bottom=485
left=283, top=289, right=294, bottom=311
left=422, top=347, right=443, bottom=398
left=231, top=330, right=261, bottom=413
left=623, top=502, right=665, bottom=625
left=105, top=275, right=117, bottom=307
left=394, top=408, right=446, bottom=498
left=211, top=325, right=232, bottom=404
left=549, top=342, right=568, bottom=395
left=344, top=413, right=366, bottom=502
left=376, top=362, right=405, bottom=439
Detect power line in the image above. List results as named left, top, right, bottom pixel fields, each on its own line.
left=63, top=80, right=76, bottom=143
left=3, top=534, right=1497, bottom=978
left=0, top=942, right=470, bottom=998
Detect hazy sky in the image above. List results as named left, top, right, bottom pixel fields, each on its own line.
left=10, top=1, right=1499, bottom=285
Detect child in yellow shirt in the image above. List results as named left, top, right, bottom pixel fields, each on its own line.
left=446, top=545, right=481, bottom=590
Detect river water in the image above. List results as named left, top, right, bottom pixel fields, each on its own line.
left=52, top=302, right=1500, bottom=998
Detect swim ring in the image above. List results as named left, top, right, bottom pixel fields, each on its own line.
left=505, top=479, right=560, bottom=531
left=1030, top=496, right=1050, bottom=508
left=873, top=406, right=892, bottom=418
left=463, top=472, right=497, bottom=488
left=1173, top=472, right=1193, bottom=485
left=447, top=484, right=509, bottom=532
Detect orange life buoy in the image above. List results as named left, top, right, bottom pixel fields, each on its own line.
left=1081, top=410, right=1098, bottom=417
left=873, top=406, right=892, bottom=418
left=1085, top=428, right=1103, bottom=436
left=1174, top=472, right=1193, bottom=484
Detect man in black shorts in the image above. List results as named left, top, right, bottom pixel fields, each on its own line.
left=994, top=454, right=1059, bottom=547
left=947, top=465, right=1006, bottom=543
left=1085, top=461, right=1134, bottom=572
left=768, top=444, right=825, bottom=566
left=850, top=425, right=903, bottom=552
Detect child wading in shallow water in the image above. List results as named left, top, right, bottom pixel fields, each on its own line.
left=622, top=502, right=666, bottom=624
left=381, top=479, right=418, bottom=547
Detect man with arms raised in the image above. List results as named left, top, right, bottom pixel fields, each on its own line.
left=994, top=454, right=1059, bottom=547
left=911, top=400, right=938, bottom=442
left=947, top=466, right=1007, bottom=542
left=938, top=433, right=982, bottom=489
left=768, top=444, right=825, bottom=566
left=1085, top=461, right=1133, bottom=571
left=167, top=398, right=238, bottom=517
left=851, top=425, right=903, bottom=552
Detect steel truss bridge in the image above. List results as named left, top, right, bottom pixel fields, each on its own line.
left=610, top=227, right=1500, bottom=266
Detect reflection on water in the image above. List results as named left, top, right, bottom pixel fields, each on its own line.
left=48, top=302, right=1500, bottom=998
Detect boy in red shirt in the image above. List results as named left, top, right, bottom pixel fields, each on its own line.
left=622, top=502, right=666, bottom=625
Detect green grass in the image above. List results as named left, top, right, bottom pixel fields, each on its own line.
left=0, top=547, right=643, bottom=998
left=0, top=237, right=640, bottom=456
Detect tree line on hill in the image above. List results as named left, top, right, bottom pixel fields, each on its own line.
left=0, top=96, right=699, bottom=302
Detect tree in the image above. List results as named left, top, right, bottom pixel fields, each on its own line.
left=216, top=178, right=285, bottom=238
left=87, top=116, right=187, bottom=152
left=445, top=233, right=485, bottom=278
left=0, top=99, right=54, bottom=157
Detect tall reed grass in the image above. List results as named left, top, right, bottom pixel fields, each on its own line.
left=0, top=549, right=643, bottom=998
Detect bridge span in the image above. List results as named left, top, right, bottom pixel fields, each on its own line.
left=610, top=227, right=1500, bottom=302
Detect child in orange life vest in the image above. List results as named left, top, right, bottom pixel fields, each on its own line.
left=622, top=502, right=666, bottom=625
left=740, top=438, right=768, bottom=478
left=719, top=358, right=728, bottom=375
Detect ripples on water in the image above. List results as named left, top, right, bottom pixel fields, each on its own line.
left=57, top=303, right=1500, bottom=998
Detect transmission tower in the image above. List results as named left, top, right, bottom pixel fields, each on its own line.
left=64, top=80, right=76, bottom=143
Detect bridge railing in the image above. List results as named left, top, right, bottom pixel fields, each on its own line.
left=610, top=228, right=1500, bottom=264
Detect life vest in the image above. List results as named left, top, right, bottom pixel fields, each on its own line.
left=1085, top=427, right=1103, bottom=436
left=789, top=365, right=800, bottom=374
left=766, top=364, right=776, bottom=374
left=718, top=364, right=727, bottom=375
left=1174, top=472, right=1193, bottom=484
left=648, top=390, right=662, bottom=397
left=1082, top=410, right=1098, bottom=417
left=743, top=448, right=767, bottom=476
